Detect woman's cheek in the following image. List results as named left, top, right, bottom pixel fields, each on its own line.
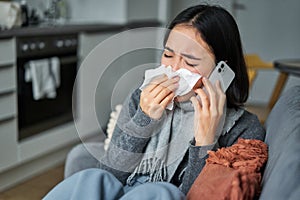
left=160, top=56, right=168, bottom=66
left=185, top=66, right=201, bottom=74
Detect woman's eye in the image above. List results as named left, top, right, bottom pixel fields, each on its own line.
left=163, top=53, right=172, bottom=58
left=185, top=61, right=198, bottom=67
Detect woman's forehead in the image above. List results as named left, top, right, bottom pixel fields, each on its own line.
left=166, top=26, right=212, bottom=56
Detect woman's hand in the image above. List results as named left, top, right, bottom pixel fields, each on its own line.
left=140, top=75, right=179, bottom=120
left=190, top=77, right=226, bottom=146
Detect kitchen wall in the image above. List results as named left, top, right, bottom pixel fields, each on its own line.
left=23, top=0, right=169, bottom=24
left=22, top=0, right=127, bottom=24
left=20, top=0, right=300, bottom=104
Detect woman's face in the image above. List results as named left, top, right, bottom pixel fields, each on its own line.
left=161, top=25, right=216, bottom=102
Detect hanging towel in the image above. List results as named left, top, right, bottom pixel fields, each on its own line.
left=25, top=57, right=61, bottom=100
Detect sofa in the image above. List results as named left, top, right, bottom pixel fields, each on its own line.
left=259, top=85, right=300, bottom=199
left=64, top=85, right=300, bottom=199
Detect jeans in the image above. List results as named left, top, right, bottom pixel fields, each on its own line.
left=43, top=169, right=186, bottom=200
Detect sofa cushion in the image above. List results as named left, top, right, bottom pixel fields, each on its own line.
left=260, top=85, right=300, bottom=200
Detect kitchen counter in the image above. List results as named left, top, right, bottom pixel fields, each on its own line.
left=0, top=21, right=161, bottom=39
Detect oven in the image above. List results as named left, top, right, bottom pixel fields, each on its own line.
left=17, top=34, right=78, bottom=141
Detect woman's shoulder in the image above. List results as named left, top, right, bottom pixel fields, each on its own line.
left=239, top=109, right=264, bottom=127
left=220, top=108, right=266, bottom=146
left=236, top=108, right=265, bottom=136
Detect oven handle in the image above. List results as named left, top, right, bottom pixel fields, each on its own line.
left=60, top=55, right=78, bottom=65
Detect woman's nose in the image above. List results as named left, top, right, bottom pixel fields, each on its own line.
left=171, top=56, right=181, bottom=71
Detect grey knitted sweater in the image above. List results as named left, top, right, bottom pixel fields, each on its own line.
left=99, top=89, right=266, bottom=194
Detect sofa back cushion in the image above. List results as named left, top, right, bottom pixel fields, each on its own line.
left=260, top=85, right=300, bottom=200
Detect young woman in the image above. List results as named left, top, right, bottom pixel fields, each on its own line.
left=44, top=4, right=265, bottom=200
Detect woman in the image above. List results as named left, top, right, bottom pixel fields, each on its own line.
left=44, top=4, right=265, bottom=200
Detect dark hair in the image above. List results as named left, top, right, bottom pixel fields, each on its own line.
left=165, top=4, right=249, bottom=108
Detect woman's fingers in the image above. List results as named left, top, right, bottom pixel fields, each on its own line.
left=190, top=96, right=200, bottom=113
left=145, top=75, right=179, bottom=106
left=192, top=79, right=227, bottom=146
left=140, top=74, right=180, bottom=119
left=151, top=76, right=179, bottom=98
left=143, top=74, right=168, bottom=93
left=196, top=78, right=226, bottom=117
left=160, top=91, right=176, bottom=108
left=194, top=88, right=209, bottom=113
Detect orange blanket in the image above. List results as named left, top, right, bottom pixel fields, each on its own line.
left=187, top=138, right=268, bottom=200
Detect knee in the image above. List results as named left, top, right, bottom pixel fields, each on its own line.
left=150, top=182, right=185, bottom=199
left=64, top=143, right=99, bottom=178
left=73, top=168, right=123, bottom=188
left=122, top=182, right=185, bottom=200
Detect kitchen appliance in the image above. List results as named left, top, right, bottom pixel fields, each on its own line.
left=17, top=34, right=78, bottom=140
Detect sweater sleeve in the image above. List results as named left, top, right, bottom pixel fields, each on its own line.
left=179, top=110, right=266, bottom=194
left=98, top=89, right=164, bottom=184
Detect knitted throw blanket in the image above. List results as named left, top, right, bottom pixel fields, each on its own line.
left=187, top=138, right=268, bottom=200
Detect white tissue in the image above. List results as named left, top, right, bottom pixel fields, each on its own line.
left=140, top=65, right=201, bottom=110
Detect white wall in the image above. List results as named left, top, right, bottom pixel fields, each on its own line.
left=235, top=0, right=300, bottom=103
left=25, top=0, right=165, bottom=24
left=67, top=0, right=127, bottom=24
left=170, top=0, right=232, bottom=21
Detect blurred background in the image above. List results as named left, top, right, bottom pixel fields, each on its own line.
left=0, top=0, right=299, bottom=199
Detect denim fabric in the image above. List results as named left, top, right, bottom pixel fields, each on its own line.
left=43, top=169, right=186, bottom=200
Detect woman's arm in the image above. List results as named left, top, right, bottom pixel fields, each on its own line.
left=180, top=111, right=266, bottom=194
left=98, top=89, right=164, bottom=184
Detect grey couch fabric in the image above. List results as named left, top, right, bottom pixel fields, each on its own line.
left=259, top=85, right=300, bottom=200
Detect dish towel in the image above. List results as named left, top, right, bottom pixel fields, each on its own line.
left=139, top=65, right=201, bottom=110
left=25, top=57, right=61, bottom=100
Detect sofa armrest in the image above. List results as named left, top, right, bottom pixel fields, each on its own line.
left=260, top=85, right=300, bottom=200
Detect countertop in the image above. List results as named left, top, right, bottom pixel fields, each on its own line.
left=0, top=21, right=162, bottom=39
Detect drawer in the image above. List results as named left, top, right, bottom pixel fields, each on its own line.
left=0, top=65, right=16, bottom=93
left=0, top=118, right=18, bottom=172
left=0, top=38, right=15, bottom=66
left=0, top=92, right=16, bottom=121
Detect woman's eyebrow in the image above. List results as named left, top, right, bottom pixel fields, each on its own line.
left=164, top=46, right=201, bottom=60
left=181, top=53, right=201, bottom=60
left=164, top=46, right=174, bottom=52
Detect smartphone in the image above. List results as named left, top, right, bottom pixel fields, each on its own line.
left=207, top=61, right=235, bottom=92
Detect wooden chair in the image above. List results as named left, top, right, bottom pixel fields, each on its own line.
left=244, top=54, right=288, bottom=123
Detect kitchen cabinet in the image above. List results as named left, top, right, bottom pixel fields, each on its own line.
left=0, top=38, right=18, bottom=172
left=0, top=36, right=79, bottom=174
left=0, top=22, right=161, bottom=190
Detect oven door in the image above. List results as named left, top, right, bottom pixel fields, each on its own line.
left=17, top=55, right=78, bottom=141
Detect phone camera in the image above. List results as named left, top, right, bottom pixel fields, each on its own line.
left=221, top=63, right=224, bottom=68
left=218, top=68, right=222, bottom=73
